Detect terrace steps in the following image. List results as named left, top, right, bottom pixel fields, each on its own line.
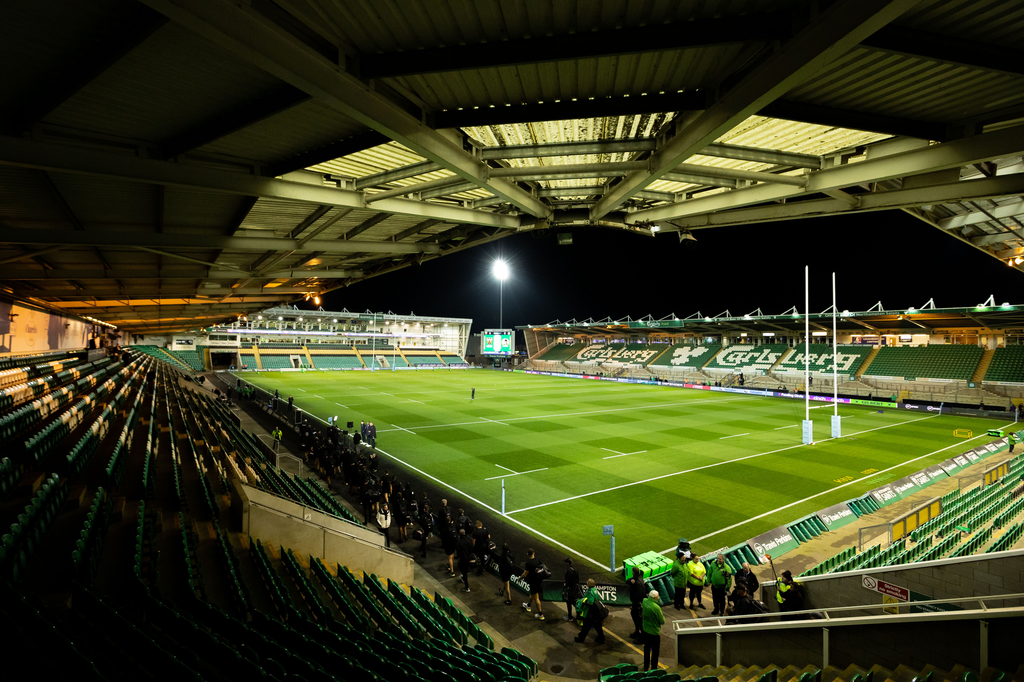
left=252, top=345, right=263, bottom=370
left=303, top=347, right=314, bottom=368
left=973, top=349, right=995, bottom=383
left=856, top=347, right=880, bottom=378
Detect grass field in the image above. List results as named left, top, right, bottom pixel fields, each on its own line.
left=234, top=369, right=1013, bottom=572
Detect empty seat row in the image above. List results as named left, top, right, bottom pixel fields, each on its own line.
left=73, top=487, right=112, bottom=585
left=1, top=473, right=67, bottom=581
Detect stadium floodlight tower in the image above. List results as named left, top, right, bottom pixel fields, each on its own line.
left=493, top=260, right=510, bottom=329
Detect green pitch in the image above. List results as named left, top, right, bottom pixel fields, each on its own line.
left=235, top=369, right=1010, bottom=572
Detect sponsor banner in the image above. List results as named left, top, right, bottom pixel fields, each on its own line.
left=851, top=399, right=899, bottom=408
left=890, top=476, right=922, bottom=501
left=908, top=471, right=932, bottom=487
left=746, top=525, right=800, bottom=563
left=901, top=403, right=945, bottom=412
left=815, top=502, right=858, bottom=531
left=923, top=464, right=948, bottom=481
left=540, top=580, right=631, bottom=606
left=939, top=457, right=966, bottom=476
left=867, top=483, right=900, bottom=507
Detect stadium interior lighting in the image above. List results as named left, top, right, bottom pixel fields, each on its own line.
left=908, top=307, right=916, bottom=313
left=493, top=260, right=510, bottom=328
left=492, top=260, right=510, bottom=281
left=314, top=296, right=320, bottom=305
left=278, top=316, right=283, bottom=320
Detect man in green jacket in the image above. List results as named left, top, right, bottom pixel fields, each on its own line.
left=574, top=578, right=606, bottom=644
left=670, top=555, right=688, bottom=610
left=641, top=590, right=665, bottom=671
left=708, top=553, right=733, bottom=616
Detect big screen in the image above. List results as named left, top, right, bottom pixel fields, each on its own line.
left=481, top=330, right=514, bottom=356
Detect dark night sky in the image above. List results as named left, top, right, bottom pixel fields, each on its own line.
left=318, top=211, right=1021, bottom=333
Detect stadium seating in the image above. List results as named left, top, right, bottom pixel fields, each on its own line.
left=535, top=343, right=582, bottom=361
left=405, top=355, right=443, bottom=366
left=169, top=349, right=204, bottom=371
left=648, top=343, right=722, bottom=369
left=132, top=345, right=192, bottom=373
left=311, top=355, right=365, bottom=369
left=704, top=344, right=788, bottom=373
left=984, top=345, right=1024, bottom=382
left=260, top=355, right=301, bottom=370
left=439, top=353, right=468, bottom=365
left=608, top=343, right=665, bottom=365
left=862, top=344, right=983, bottom=381
left=570, top=343, right=624, bottom=363
left=777, top=344, right=874, bottom=375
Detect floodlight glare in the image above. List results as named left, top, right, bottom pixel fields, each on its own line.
left=493, top=260, right=510, bottom=281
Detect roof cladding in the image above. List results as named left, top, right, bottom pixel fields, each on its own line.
left=0, top=0, right=1021, bottom=333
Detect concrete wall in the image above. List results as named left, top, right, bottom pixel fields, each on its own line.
left=239, top=483, right=414, bottom=584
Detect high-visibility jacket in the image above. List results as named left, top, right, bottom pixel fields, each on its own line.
left=776, top=581, right=792, bottom=603
left=687, top=560, right=706, bottom=587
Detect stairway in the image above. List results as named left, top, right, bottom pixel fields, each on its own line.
left=302, top=346, right=315, bottom=369
left=973, top=348, right=995, bottom=383
left=252, top=345, right=263, bottom=370
left=856, top=347, right=881, bottom=378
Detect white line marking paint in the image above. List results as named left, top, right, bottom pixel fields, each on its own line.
left=401, top=399, right=424, bottom=404
left=494, top=465, right=518, bottom=474
left=374, top=446, right=608, bottom=571
left=774, top=425, right=798, bottom=430
left=484, top=468, right=549, bottom=481
left=335, top=403, right=347, bottom=408
left=390, top=423, right=417, bottom=435
left=719, top=433, right=750, bottom=439
left=506, top=415, right=940, bottom=515
left=600, top=448, right=648, bottom=460
left=479, top=416, right=509, bottom=426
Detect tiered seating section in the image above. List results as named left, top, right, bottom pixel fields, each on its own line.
left=569, top=343, right=625, bottom=362
left=535, top=343, right=582, bottom=361
left=802, top=464, right=1024, bottom=578
left=863, top=344, right=983, bottom=380
left=168, top=348, right=204, bottom=371
left=261, top=355, right=301, bottom=370
left=984, top=346, right=1024, bottom=382
left=312, top=355, right=365, bottom=369
left=648, top=343, right=721, bottom=369
left=777, top=344, right=874, bottom=375
left=704, top=344, right=788, bottom=373
left=133, top=345, right=192, bottom=373
left=405, top=354, right=443, bottom=366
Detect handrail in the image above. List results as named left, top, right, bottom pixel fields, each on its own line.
left=673, top=590, right=1024, bottom=633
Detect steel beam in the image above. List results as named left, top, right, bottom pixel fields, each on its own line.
left=759, top=100, right=948, bottom=141
left=630, top=124, right=1024, bottom=223
left=271, top=131, right=389, bottom=177
left=672, top=163, right=807, bottom=186
left=0, top=135, right=519, bottom=229
left=862, top=27, right=1024, bottom=78
left=140, top=0, right=550, bottom=218
left=0, top=226, right=442, bottom=254
left=0, top=267, right=363, bottom=280
left=972, top=232, right=1022, bottom=248
left=341, top=213, right=389, bottom=239
left=355, top=161, right=443, bottom=190
left=590, top=0, right=919, bottom=220
left=661, top=172, right=737, bottom=189
left=937, top=199, right=1024, bottom=230
left=360, top=14, right=788, bottom=78
left=654, top=174, right=1024, bottom=230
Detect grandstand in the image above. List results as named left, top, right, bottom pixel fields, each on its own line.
left=569, top=343, right=625, bottom=363
left=169, top=348, right=205, bottom=372
left=776, top=344, right=874, bottom=377
left=984, top=346, right=1024, bottom=383
left=534, top=343, right=582, bottom=362
left=648, top=343, right=722, bottom=371
left=862, top=344, right=984, bottom=381
left=704, top=344, right=789, bottom=374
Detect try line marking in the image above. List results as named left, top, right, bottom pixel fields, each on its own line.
left=505, top=414, right=940, bottom=515
left=390, top=423, right=417, bottom=435
left=479, top=416, right=509, bottom=426
left=719, top=433, right=749, bottom=439
left=485, top=464, right=548, bottom=481
left=651, top=420, right=1021, bottom=564
left=374, top=446, right=607, bottom=572
left=601, top=448, right=647, bottom=460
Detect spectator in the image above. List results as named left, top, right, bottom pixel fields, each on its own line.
left=472, top=520, right=490, bottom=576
left=686, top=554, right=707, bottom=610
left=777, top=570, right=805, bottom=620
left=708, top=553, right=732, bottom=617
left=574, top=578, right=606, bottom=644
left=670, top=553, right=688, bottom=611
left=439, top=498, right=452, bottom=520
left=726, top=583, right=759, bottom=625
left=440, top=515, right=457, bottom=576
left=736, top=562, right=759, bottom=597
left=627, top=566, right=647, bottom=640
left=497, top=544, right=516, bottom=605
left=456, top=508, right=471, bottom=535
left=561, top=558, right=582, bottom=622
left=641, top=589, right=665, bottom=670
left=375, top=503, right=392, bottom=548
left=456, top=529, right=474, bottom=593
left=520, top=548, right=546, bottom=621
left=417, top=504, right=434, bottom=559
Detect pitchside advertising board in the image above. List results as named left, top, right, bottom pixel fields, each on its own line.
left=815, top=502, right=857, bottom=531
left=481, top=329, right=514, bottom=356
left=746, top=526, right=800, bottom=564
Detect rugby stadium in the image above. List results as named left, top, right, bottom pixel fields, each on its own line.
left=1, top=1, right=1024, bottom=682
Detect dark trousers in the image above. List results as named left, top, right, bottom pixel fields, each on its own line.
left=420, top=529, right=429, bottom=557
left=630, top=604, right=643, bottom=635
left=577, top=614, right=604, bottom=641
left=643, top=632, right=661, bottom=671
left=673, top=585, right=686, bottom=609
left=380, top=527, right=390, bottom=548
left=564, top=600, right=575, bottom=618
left=458, top=560, right=471, bottom=589
left=712, top=586, right=727, bottom=614
left=475, top=549, right=487, bottom=575
left=688, top=584, right=703, bottom=606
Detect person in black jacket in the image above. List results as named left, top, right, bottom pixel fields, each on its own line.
left=726, top=583, right=758, bottom=625
left=561, top=557, right=581, bottom=621
left=418, top=504, right=434, bottom=559
left=455, top=529, right=475, bottom=593
left=497, top=544, right=516, bottom=605
left=735, top=562, right=759, bottom=598
left=627, top=566, right=647, bottom=640
left=472, top=520, right=491, bottom=576
left=440, top=515, right=457, bottom=576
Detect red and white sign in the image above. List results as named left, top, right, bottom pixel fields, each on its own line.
left=861, top=575, right=909, bottom=601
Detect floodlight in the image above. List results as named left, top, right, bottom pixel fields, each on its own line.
left=493, top=260, right=510, bottom=281
left=314, top=296, right=321, bottom=305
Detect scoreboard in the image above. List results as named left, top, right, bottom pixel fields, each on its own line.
left=481, top=329, right=514, bottom=356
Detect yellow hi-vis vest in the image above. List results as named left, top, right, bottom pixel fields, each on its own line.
left=777, top=582, right=792, bottom=603
left=688, top=561, right=706, bottom=586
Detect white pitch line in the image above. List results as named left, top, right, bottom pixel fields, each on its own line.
left=495, top=464, right=518, bottom=474
left=484, top=467, right=549, bottom=481
left=719, top=433, right=750, bottom=439
left=401, top=399, right=424, bottom=404
left=312, top=395, right=324, bottom=399
left=505, top=414, right=940, bottom=515
left=335, top=403, right=347, bottom=408
left=774, top=425, right=798, bottom=430
left=651, top=420, right=1020, bottom=559
left=479, top=416, right=509, bottom=426
left=375, top=395, right=752, bottom=433
left=600, top=448, right=648, bottom=460
left=297, top=388, right=307, bottom=392
left=374, top=446, right=608, bottom=572
left=390, top=423, right=417, bottom=435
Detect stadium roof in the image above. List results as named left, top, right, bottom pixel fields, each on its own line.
left=1, top=0, right=1023, bottom=334
left=522, top=303, right=1024, bottom=336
